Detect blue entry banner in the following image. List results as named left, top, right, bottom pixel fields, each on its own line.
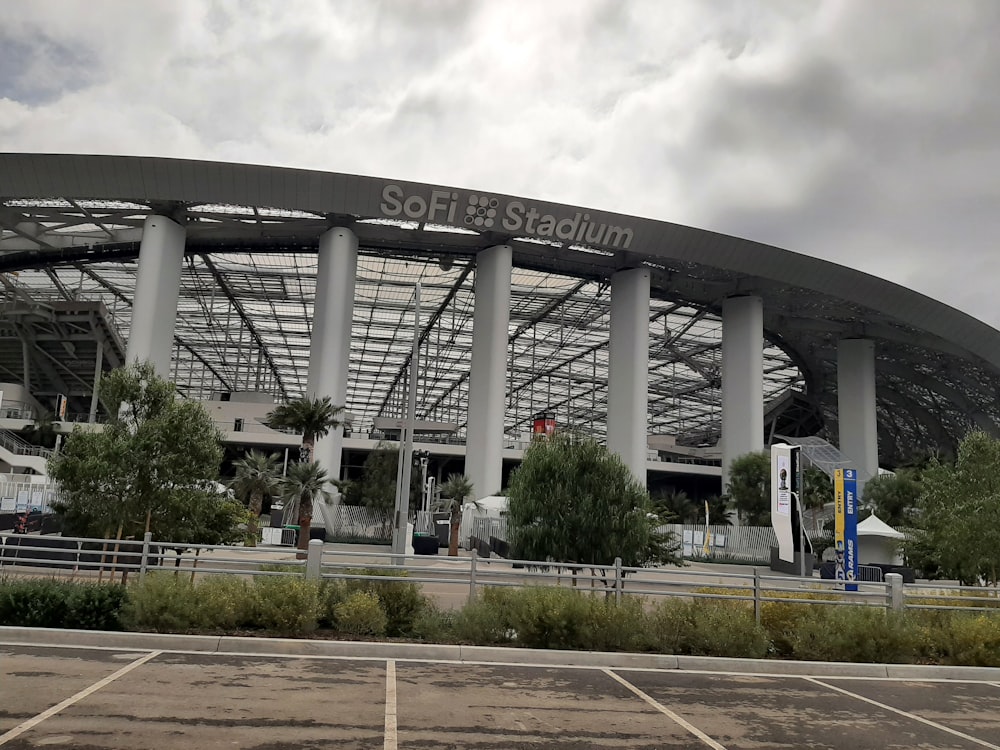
left=843, top=469, right=859, bottom=591
left=835, top=468, right=859, bottom=591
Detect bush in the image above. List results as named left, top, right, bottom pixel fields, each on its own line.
left=452, top=588, right=518, bottom=644
left=787, top=606, right=920, bottom=663
left=450, top=587, right=652, bottom=652
left=0, top=579, right=127, bottom=630
left=192, top=576, right=252, bottom=631
left=926, top=612, right=1000, bottom=666
left=410, top=604, right=457, bottom=642
left=342, top=570, right=428, bottom=637
left=334, top=591, right=388, bottom=637
left=124, top=573, right=200, bottom=632
left=579, top=596, right=654, bottom=652
left=648, top=599, right=769, bottom=658
left=250, top=576, right=321, bottom=635
left=64, top=583, right=128, bottom=631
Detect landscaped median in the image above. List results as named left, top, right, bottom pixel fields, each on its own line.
left=3, top=573, right=1000, bottom=667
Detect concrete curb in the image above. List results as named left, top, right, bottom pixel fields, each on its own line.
left=4, top=626, right=1000, bottom=680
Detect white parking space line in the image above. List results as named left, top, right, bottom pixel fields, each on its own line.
left=0, top=649, right=161, bottom=747
left=603, top=669, right=728, bottom=750
left=807, top=677, right=1000, bottom=750
left=384, top=659, right=397, bottom=750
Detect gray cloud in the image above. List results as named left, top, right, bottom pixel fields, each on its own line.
left=1, top=0, right=999, bottom=326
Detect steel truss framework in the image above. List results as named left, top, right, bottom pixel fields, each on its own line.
left=2, top=158, right=999, bottom=469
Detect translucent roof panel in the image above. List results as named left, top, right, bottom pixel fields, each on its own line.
left=0, top=251, right=804, bottom=445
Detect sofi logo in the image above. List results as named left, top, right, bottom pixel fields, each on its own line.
left=380, top=184, right=633, bottom=249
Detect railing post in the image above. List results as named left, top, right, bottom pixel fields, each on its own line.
left=886, top=572, right=904, bottom=611
left=614, top=557, right=622, bottom=604
left=753, top=567, right=762, bottom=624
left=468, top=550, right=478, bottom=603
left=305, top=538, right=323, bottom=580
left=139, top=532, right=152, bottom=578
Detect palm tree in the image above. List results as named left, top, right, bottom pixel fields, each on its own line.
left=266, top=396, right=343, bottom=464
left=229, top=450, right=281, bottom=546
left=651, top=489, right=698, bottom=524
left=280, top=461, right=333, bottom=554
left=437, top=473, right=475, bottom=557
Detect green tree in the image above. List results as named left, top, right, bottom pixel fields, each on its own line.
left=437, top=473, right=474, bottom=557
left=280, top=461, right=332, bottom=554
left=360, top=442, right=422, bottom=516
left=506, top=433, right=679, bottom=568
left=265, top=396, right=343, bottom=464
left=863, top=470, right=922, bottom=528
left=905, top=431, right=1000, bottom=585
left=704, top=494, right=732, bottom=527
left=651, top=489, right=698, bottom=524
left=229, top=450, right=281, bottom=547
left=48, top=363, right=225, bottom=542
left=726, top=451, right=771, bottom=526
left=801, top=466, right=832, bottom=535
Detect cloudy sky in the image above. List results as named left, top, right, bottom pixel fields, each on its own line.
left=2, top=1, right=998, bottom=325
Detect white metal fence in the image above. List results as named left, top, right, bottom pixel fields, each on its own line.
left=328, top=504, right=393, bottom=543
left=461, top=518, right=798, bottom=565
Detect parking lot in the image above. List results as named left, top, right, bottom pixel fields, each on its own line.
left=4, top=639, right=1000, bottom=749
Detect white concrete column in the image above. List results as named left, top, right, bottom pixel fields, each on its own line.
left=307, top=227, right=359, bottom=490
left=466, top=244, right=512, bottom=500
left=721, top=295, right=764, bottom=495
left=608, top=267, right=650, bottom=484
left=837, top=338, right=878, bottom=486
left=126, top=215, right=186, bottom=375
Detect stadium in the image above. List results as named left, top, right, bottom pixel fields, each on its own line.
left=1, top=153, right=999, bottom=523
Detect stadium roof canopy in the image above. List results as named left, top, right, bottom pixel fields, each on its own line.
left=1, top=153, right=998, bottom=468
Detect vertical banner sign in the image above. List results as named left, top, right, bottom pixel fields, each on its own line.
left=771, top=444, right=794, bottom=563
left=834, top=468, right=859, bottom=591
left=843, top=469, right=859, bottom=591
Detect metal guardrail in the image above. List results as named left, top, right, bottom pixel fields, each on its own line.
left=0, top=532, right=955, bottom=622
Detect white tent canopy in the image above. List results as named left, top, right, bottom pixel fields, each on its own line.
left=857, top=513, right=904, bottom=565
left=857, top=514, right=905, bottom=539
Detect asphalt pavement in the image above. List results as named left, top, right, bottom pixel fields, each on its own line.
left=3, top=629, right=1000, bottom=749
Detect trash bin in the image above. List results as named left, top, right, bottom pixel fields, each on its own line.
left=412, top=532, right=438, bottom=555
left=434, top=519, right=451, bottom=548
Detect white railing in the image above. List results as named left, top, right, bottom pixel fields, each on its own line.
left=0, top=429, right=52, bottom=458
left=0, top=531, right=962, bottom=620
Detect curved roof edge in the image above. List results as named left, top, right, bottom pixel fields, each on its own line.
left=2, top=152, right=998, bottom=371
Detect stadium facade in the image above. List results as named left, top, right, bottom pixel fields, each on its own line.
left=1, top=153, right=999, bottom=515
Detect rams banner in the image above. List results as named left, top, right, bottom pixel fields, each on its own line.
left=834, top=468, right=859, bottom=591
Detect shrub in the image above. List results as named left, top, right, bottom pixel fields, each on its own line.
left=192, top=575, right=252, bottom=631
left=761, top=597, right=828, bottom=657
left=0, top=579, right=127, bottom=630
left=318, top=570, right=431, bottom=637
left=124, top=573, right=200, bottom=632
left=927, top=612, right=1000, bottom=666
left=342, top=570, right=428, bottom=637
left=579, top=596, right=654, bottom=652
left=504, top=587, right=593, bottom=649
left=410, top=604, right=457, bottom=642
left=250, top=576, right=321, bottom=635
left=334, top=591, right=388, bottom=637
left=787, top=606, right=920, bottom=663
left=452, top=588, right=518, bottom=644
left=65, top=583, right=128, bottom=631
left=648, top=599, right=769, bottom=658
